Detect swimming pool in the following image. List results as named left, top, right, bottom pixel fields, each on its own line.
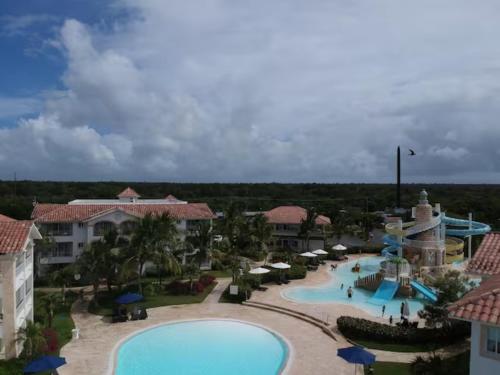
left=114, top=319, right=289, bottom=375
left=282, top=256, right=425, bottom=318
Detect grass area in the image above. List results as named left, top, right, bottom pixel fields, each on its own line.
left=353, top=338, right=444, bottom=353
left=88, top=282, right=217, bottom=316
left=202, top=269, right=232, bottom=278
left=0, top=291, right=76, bottom=375
left=364, top=362, right=411, bottom=375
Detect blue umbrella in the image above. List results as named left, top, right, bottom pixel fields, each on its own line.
left=24, top=355, right=66, bottom=373
left=338, top=346, right=375, bottom=373
left=115, top=292, right=143, bottom=304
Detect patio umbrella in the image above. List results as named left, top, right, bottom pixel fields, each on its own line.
left=115, top=292, right=144, bottom=304
left=299, top=252, right=318, bottom=258
left=271, top=262, right=291, bottom=269
left=332, top=244, right=347, bottom=251
left=249, top=267, right=271, bottom=275
left=312, top=249, right=328, bottom=255
left=24, top=355, right=66, bottom=373
left=337, top=346, right=376, bottom=374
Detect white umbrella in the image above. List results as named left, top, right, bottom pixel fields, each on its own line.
left=332, top=244, right=347, bottom=251
left=403, top=300, right=410, bottom=317
left=299, top=252, right=318, bottom=258
left=249, top=267, right=271, bottom=275
left=312, top=249, right=328, bottom=255
left=271, top=262, right=291, bottom=269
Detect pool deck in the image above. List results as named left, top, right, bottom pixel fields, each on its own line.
left=59, top=278, right=355, bottom=375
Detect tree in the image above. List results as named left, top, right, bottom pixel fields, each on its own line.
left=331, top=210, right=354, bottom=241
left=411, top=353, right=447, bottom=375
left=187, top=221, right=212, bottom=268
left=250, top=214, right=272, bottom=263
left=50, top=265, right=75, bottom=304
left=76, top=241, right=107, bottom=305
left=42, top=294, right=60, bottom=328
left=389, top=256, right=404, bottom=279
left=17, top=321, right=47, bottom=359
left=182, top=261, right=200, bottom=292
left=433, top=270, right=471, bottom=305
left=127, top=213, right=180, bottom=294
left=299, top=208, right=318, bottom=251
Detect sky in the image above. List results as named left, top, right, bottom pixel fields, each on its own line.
left=1, top=0, right=500, bottom=183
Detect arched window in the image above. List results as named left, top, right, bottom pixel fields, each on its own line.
left=120, top=220, right=138, bottom=235
left=93, top=221, right=116, bottom=236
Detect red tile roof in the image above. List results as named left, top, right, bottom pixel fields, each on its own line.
left=0, top=220, right=35, bottom=254
left=0, top=213, right=15, bottom=222
left=467, top=233, right=500, bottom=275
left=264, top=206, right=331, bottom=225
left=32, top=202, right=216, bottom=223
left=117, top=187, right=140, bottom=198
left=448, top=273, right=500, bottom=325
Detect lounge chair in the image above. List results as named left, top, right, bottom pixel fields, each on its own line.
left=111, top=306, right=128, bottom=323
left=131, top=306, right=148, bottom=320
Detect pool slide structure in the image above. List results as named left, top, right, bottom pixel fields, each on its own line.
left=374, top=213, right=490, bottom=304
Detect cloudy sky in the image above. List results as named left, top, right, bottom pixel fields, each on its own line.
left=1, top=0, right=500, bottom=183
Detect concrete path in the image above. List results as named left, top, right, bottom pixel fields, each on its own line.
left=59, top=278, right=355, bottom=375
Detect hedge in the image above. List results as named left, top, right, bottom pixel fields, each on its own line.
left=337, top=316, right=470, bottom=346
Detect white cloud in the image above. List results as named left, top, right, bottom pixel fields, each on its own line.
left=2, top=1, right=500, bottom=182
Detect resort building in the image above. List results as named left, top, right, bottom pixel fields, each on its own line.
left=31, top=187, right=216, bottom=274
left=466, top=232, right=500, bottom=276
left=263, top=206, right=331, bottom=251
left=0, top=214, right=42, bottom=359
left=448, top=273, right=500, bottom=374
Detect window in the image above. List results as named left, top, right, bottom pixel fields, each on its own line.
left=78, top=222, right=85, bottom=228
left=78, top=242, right=85, bottom=249
left=120, top=220, right=138, bottom=235
left=25, top=275, right=33, bottom=295
left=51, top=242, right=73, bottom=257
left=16, top=254, right=24, bottom=270
left=93, top=221, right=115, bottom=236
left=486, top=326, right=500, bottom=355
left=40, top=223, right=73, bottom=236
left=16, top=285, right=24, bottom=308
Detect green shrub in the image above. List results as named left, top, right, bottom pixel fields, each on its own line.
left=221, top=283, right=252, bottom=303
left=337, top=316, right=470, bottom=346
left=288, top=264, right=307, bottom=279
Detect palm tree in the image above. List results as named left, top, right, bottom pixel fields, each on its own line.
left=250, top=214, right=272, bottom=263
left=128, top=213, right=180, bottom=294
left=332, top=210, right=353, bottom=241
left=182, top=261, right=200, bottom=292
left=42, top=293, right=60, bottom=328
left=299, top=208, right=318, bottom=251
left=188, top=221, right=212, bottom=268
left=17, top=321, right=47, bottom=359
left=76, top=241, right=107, bottom=305
left=50, top=265, right=75, bottom=304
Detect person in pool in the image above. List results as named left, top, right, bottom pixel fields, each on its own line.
left=347, top=286, right=353, bottom=298
left=340, top=283, right=344, bottom=290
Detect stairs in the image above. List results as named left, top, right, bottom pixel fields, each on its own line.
left=242, top=301, right=337, bottom=341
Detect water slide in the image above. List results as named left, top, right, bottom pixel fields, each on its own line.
left=442, top=215, right=491, bottom=237
left=369, top=279, right=400, bottom=305
left=410, top=280, right=438, bottom=303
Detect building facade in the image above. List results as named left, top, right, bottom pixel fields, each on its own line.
left=448, top=272, right=500, bottom=374
left=31, top=188, right=216, bottom=273
left=0, top=214, right=41, bottom=359
left=264, top=206, right=331, bottom=252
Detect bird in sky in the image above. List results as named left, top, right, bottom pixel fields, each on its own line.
left=409, top=149, right=416, bottom=156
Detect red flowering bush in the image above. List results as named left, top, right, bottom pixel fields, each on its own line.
left=166, top=280, right=190, bottom=295
left=192, top=281, right=205, bottom=294
left=198, top=274, right=215, bottom=287
left=43, top=328, right=59, bottom=353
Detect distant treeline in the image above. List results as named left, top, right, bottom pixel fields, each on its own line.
left=0, top=181, right=499, bottom=230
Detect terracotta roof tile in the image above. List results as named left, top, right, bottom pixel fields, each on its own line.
left=0, top=220, right=34, bottom=254
left=32, top=202, right=216, bottom=223
left=449, top=273, right=500, bottom=325
left=467, top=232, right=500, bottom=275
left=117, top=187, right=140, bottom=198
left=0, top=213, right=15, bottom=222
left=264, top=206, right=330, bottom=225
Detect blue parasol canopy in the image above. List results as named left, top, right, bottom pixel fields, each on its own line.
left=24, top=355, right=66, bottom=373
left=115, top=292, right=143, bottom=304
left=337, top=346, right=376, bottom=365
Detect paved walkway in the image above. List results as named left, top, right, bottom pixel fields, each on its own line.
left=59, top=279, right=355, bottom=375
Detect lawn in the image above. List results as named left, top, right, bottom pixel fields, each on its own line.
left=364, top=362, right=411, bottom=375
left=0, top=291, right=76, bottom=375
left=88, top=282, right=217, bottom=316
left=202, top=269, right=232, bottom=278
left=353, top=338, right=443, bottom=353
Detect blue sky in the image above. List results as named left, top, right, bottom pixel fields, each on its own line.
left=1, top=1, right=500, bottom=182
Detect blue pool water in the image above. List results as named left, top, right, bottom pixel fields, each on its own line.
left=115, top=320, right=288, bottom=375
left=282, top=256, right=425, bottom=317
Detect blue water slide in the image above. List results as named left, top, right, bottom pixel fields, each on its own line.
left=369, top=279, right=399, bottom=305
left=442, top=215, right=491, bottom=237
left=381, top=234, right=401, bottom=258
left=410, top=280, right=438, bottom=303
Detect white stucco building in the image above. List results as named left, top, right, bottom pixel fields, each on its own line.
left=448, top=271, right=500, bottom=374
left=0, top=214, right=41, bottom=359
left=31, top=188, right=216, bottom=274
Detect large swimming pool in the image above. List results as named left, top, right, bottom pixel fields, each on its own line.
left=115, top=320, right=289, bottom=375
left=282, top=256, right=425, bottom=317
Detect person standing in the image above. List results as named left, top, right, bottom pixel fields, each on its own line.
left=347, top=286, right=353, bottom=299
left=400, top=301, right=405, bottom=320
left=382, top=304, right=386, bottom=317
left=389, top=315, right=393, bottom=325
